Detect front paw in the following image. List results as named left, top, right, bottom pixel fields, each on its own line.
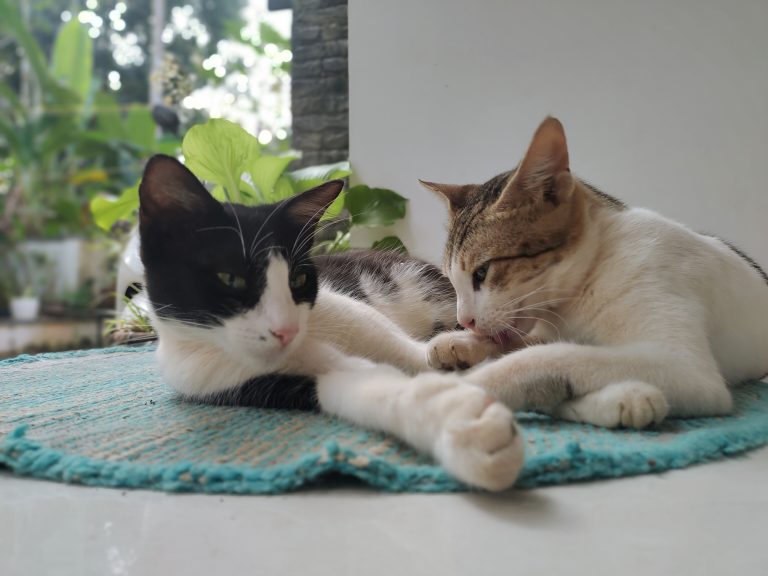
left=408, top=375, right=524, bottom=491
left=433, top=383, right=524, bottom=491
left=427, top=331, right=501, bottom=371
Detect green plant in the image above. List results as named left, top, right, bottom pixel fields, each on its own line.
left=0, top=0, right=179, bottom=240
left=104, top=295, right=155, bottom=344
left=91, top=119, right=409, bottom=253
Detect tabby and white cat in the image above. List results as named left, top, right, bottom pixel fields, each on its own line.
left=424, top=117, right=768, bottom=428
left=138, top=155, right=523, bottom=491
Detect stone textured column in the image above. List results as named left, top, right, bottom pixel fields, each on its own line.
left=290, top=0, right=349, bottom=167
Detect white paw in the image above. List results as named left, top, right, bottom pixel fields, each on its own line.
left=411, top=376, right=524, bottom=491
left=427, top=331, right=501, bottom=371
left=560, top=381, right=669, bottom=429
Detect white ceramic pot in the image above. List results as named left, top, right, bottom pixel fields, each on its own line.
left=10, top=296, right=41, bottom=322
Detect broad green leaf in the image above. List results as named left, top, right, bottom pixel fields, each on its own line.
left=124, top=106, right=156, bottom=150
left=273, top=175, right=296, bottom=202
left=50, top=19, right=93, bottom=104
left=372, top=236, right=408, bottom=254
left=246, top=153, right=299, bottom=203
left=210, top=185, right=228, bottom=203
left=89, top=184, right=139, bottom=231
left=182, top=119, right=260, bottom=203
left=287, top=161, right=352, bottom=194
left=93, top=92, right=124, bottom=140
left=345, top=185, right=407, bottom=227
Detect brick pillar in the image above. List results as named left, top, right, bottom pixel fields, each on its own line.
left=290, top=0, right=349, bottom=167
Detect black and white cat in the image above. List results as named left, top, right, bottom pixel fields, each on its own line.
left=138, top=155, right=523, bottom=491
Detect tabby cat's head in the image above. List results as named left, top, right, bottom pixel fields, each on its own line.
left=138, top=155, right=342, bottom=366
left=423, top=117, right=596, bottom=344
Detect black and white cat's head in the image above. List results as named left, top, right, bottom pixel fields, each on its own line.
left=138, top=154, right=342, bottom=369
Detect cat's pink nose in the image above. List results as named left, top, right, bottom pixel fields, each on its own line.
left=270, top=326, right=298, bottom=347
left=459, top=317, right=476, bottom=331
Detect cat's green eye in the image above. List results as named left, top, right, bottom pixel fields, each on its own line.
left=290, top=272, right=308, bottom=290
left=217, top=272, right=247, bottom=290
left=472, top=263, right=490, bottom=286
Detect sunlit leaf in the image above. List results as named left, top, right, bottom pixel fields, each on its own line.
left=50, top=19, right=93, bottom=105
left=246, top=153, right=299, bottom=203
left=287, top=161, right=350, bottom=190
left=182, top=119, right=260, bottom=203
left=89, top=184, right=139, bottom=231
left=273, top=175, right=297, bottom=202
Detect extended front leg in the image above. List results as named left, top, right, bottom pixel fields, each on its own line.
left=309, top=288, right=431, bottom=373
left=313, top=350, right=524, bottom=491
left=466, top=341, right=733, bottom=428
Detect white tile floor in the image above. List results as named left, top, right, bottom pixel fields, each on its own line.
left=2, top=446, right=767, bottom=576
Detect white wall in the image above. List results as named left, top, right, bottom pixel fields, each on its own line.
left=348, top=0, right=768, bottom=268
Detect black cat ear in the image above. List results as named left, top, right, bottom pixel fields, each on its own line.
left=283, top=179, right=345, bottom=228
left=495, top=116, right=574, bottom=209
left=419, top=180, right=474, bottom=212
left=139, top=155, right=221, bottom=223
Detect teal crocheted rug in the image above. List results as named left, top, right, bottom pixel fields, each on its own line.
left=1, top=346, right=767, bottom=493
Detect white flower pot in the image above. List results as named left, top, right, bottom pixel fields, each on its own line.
left=10, top=296, right=41, bottom=322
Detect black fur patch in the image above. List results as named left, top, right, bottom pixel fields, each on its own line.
left=199, top=374, right=319, bottom=411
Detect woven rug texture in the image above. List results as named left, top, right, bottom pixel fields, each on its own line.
left=1, top=346, right=767, bottom=493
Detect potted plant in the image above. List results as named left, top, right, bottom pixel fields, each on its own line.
left=0, top=248, right=51, bottom=322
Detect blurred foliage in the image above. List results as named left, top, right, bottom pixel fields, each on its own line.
left=0, top=0, right=247, bottom=105
left=0, top=248, right=52, bottom=297
left=0, top=0, right=179, bottom=241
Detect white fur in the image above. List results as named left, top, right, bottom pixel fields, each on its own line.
left=452, top=204, right=768, bottom=427
left=152, top=253, right=523, bottom=491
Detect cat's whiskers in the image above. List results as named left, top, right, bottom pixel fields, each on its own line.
left=248, top=232, right=275, bottom=261
left=195, top=225, right=245, bottom=238
left=289, top=201, right=340, bottom=263
left=291, top=217, right=342, bottom=261
left=250, top=201, right=288, bottom=260
left=250, top=243, right=281, bottom=262
left=509, top=314, right=562, bottom=340
left=224, top=202, right=247, bottom=260
left=290, top=206, right=372, bottom=263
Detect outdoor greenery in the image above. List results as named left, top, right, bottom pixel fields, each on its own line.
left=0, top=0, right=177, bottom=241
left=0, top=1, right=405, bottom=333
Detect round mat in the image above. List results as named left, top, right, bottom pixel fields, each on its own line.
left=1, top=346, right=767, bottom=493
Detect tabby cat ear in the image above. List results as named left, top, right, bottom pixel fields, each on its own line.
left=283, top=179, right=345, bottom=230
left=139, top=154, right=222, bottom=223
left=419, top=180, right=474, bottom=212
left=495, top=116, right=574, bottom=209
